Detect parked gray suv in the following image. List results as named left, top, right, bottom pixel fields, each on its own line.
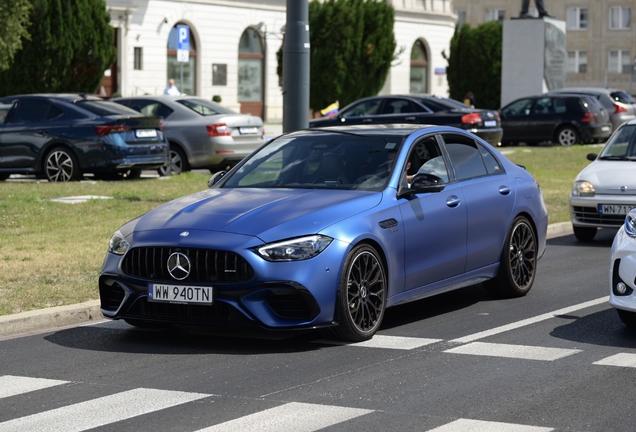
left=549, top=87, right=636, bottom=132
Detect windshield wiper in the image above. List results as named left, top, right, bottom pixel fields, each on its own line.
left=599, top=155, right=631, bottom=160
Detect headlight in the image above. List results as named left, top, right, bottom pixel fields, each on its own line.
left=108, top=230, right=130, bottom=255
left=256, top=235, right=333, bottom=262
left=572, top=180, right=595, bottom=197
left=626, top=211, right=636, bottom=238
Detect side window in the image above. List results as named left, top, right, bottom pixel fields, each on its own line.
left=407, top=136, right=449, bottom=183
left=478, top=145, right=504, bottom=174
left=381, top=98, right=414, bottom=115
left=341, top=99, right=381, bottom=118
left=10, top=99, right=61, bottom=123
left=502, top=98, right=533, bottom=116
left=554, top=98, right=567, bottom=113
left=0, top=101, right=13, bottom=123
left=532, top=97, right=554, bottom=115
left=442, top=134, right=488, bottom=180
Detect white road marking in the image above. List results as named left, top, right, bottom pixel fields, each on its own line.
left=428, top=418, right=553, bottom=431
left=450, top=297, right=608, bottom=344
left=0, top=376, right=69, bottom=399
left=444, top=342, right=581, bottom=361
left=196, top=402, right=373, bottom=432
left=0, top=388, right=210, bottom=432
left=315, top=335, right=442, bottom=350
left=593, top=353, right=636, bottom=368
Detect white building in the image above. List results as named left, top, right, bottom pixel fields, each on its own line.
left=105, top=0, right=456, bottom=122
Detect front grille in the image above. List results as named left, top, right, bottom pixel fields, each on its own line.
left=572, top=206, right=625, bottom=226
left=122, top=247, right=254, bottom=283
left=126, top=298, right=251, bottom=323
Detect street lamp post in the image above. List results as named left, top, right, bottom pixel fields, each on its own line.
left=282, top=1, right=310, bottom=133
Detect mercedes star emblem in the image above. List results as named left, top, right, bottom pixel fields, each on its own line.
left=167, top=252, right=191, bottom=280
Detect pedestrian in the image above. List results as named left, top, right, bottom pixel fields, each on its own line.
left=463, top=91, right=475, bottom=108
left=164, top=79, right=180, bottom=95
left=520, top=0, right=553, bottom=18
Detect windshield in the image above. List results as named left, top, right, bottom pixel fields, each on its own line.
left=76, top=100, right=141, bottom=116
left=221, top=132, right=400, bottom=190
left=177, top=98, right=236, bottom=116
left=599, top=125, right=636, bottom=160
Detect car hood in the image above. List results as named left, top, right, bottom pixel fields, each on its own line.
left=577, top=161, right=636, bottom=195
left=134, top=188, right=382, bottom=242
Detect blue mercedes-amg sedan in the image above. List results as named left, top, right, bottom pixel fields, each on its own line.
left=99, top=125, right=548, bottom=341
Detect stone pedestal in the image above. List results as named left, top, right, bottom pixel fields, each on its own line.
left=500, top=18, right=566, bottom=108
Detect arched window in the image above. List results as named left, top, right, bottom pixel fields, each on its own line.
left=167, top=25, right=197, bottom=95
left=410, top=40, right=428, bottom=94
left=238, top=27, right=264, bottom=117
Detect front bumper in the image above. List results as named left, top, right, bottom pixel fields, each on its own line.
left=609, top=227, right=636, bottom=312
left=570, top=194, right=636, bottom=228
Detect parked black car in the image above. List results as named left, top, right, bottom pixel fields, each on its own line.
left=500, top=94, right=612, bottom=146
left=309, top=95, right=503, bottom=146
left=0, top=94, right=169, bottom=182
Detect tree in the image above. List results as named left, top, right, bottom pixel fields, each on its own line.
left=278, top=0, right=397, bottom=112
left=0, top=0, right=115, bottom=96
left=444, top=21, right=502, bottom=109
left=0, top=0, right=32, bottom=72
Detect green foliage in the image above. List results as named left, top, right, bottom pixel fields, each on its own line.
left=444, top=21, right=502, bottom=109
left=0, top=0, right=116, bottom=96
left=277, top=0, right=396, bottom=112
left=0, top=0, right=32, bottom=72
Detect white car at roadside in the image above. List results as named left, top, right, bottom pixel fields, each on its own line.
left=609, top=209, right=636, bottom=326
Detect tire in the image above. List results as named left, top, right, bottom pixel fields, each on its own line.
left=0, top=173, right=10, bottom=181
left=327, top=244, right=387, bottom=341
left=158, top=145, right=188, bottom=176
left=484, top=216, right=537, bottom=298
left=573, top=225, right=597, bottom=242
left=556, top=126, right=580, bottom=146
left=617, top=309, right=636, bottom=328
left=44, top=147, right=80, bottom=182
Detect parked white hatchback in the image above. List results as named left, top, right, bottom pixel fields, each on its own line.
left=570, top=119, right=636, bottom=241
left=610, top=209, right=636, bottom=326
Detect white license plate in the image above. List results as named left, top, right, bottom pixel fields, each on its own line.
left=148, top=283, right=213, bottom=305
left=484, top=120, right=497, bottom=127
left=135, top=129, right=157, bottom=138
left=239, top=127, right=258, bottom=135
left=602, top=126, right=611, bottom=132
left=599, top=204, right=636, bottom=215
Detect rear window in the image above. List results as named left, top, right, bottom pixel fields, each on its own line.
left=177, top=98, right=236, bottom=116
left=418, top=97, right=468, bottom=112
left=610, top=91, right=636, bottom=104
left=76, top=100, right=141, bottom=116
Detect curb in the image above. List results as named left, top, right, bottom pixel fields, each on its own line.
left=0, top=222, right=575, bottom=338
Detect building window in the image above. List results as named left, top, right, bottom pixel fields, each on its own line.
left=566, top=7, right=588, bottom=29
left=485, top=9, right=505, bottom=22
left=410, top=39, right=428, bottom=94
left=238, top=27, right=264, bottom=117
left=609, top=6, right=631, bottom=29
left=133, top=47, right=142, bottom=70
left=455, top=10, right=467, bottom=28
left=167, top=25, right=197, bottom=95
left=567, top=51, right=587, bottom=73
left=608, top=50, right=632, bottom=74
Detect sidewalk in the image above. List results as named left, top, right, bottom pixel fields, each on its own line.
left=0, top=222, right=573, bottom=338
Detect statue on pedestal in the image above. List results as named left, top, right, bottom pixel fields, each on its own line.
left=520, top=0, right=554, bottom=18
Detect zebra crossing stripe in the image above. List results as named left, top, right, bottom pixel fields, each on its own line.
left=0, top=376, right=69, bottom=399
left=315, top=335, right=442, bottom=350
left=593, top=353, right=636, bottom=368
left=0, top=388, right=209, bottom=432
left=196, top=402, right=373, bottom=432
left=428, top=418, right=554, bottom=431
left=444, top=342, right=581, bottom=361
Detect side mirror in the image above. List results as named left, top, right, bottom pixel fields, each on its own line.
left=586, top=153, right=598, bottom=161
left=398, top=173, right=445, bottom=198
left=208, top=171, right=226, bottom=188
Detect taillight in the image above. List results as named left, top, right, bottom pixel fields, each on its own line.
left=461, top=113, right=482, bottom=125
left=614, top=103, right=627, bottom=114
left=206, top=123, right=230, bottom=137
left=94, top=124, right=131, bottom=136
left=581, top=112, right=595, bottom=123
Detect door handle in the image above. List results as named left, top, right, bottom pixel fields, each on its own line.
left=446, top=195, right=461, bottom=208
left=362, top=118, right=373, bottom=123
left=499, top=186, right=511, bottom=195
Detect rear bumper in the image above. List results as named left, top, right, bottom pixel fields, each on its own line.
left=465, top=127, right=503, bottom=146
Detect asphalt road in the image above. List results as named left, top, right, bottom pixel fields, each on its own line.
left=0, top=228, right=632, bottom=431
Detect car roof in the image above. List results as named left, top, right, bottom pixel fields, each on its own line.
left=1, top=93, right=105, bottom=102
left=304, top=123, right=461, bottom=138
left=552, top=87, right=626, bottom=94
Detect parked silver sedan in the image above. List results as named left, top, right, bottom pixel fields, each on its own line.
left=114, top=96, right=265, bottom=175
left=570, top=119, right=636, bottom=241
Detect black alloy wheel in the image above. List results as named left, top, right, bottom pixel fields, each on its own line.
left=327, top=244, right=387, bottom=341
left=484, top=216, right=537, bottom=298
left=45, top=147, right=80, bottom=182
